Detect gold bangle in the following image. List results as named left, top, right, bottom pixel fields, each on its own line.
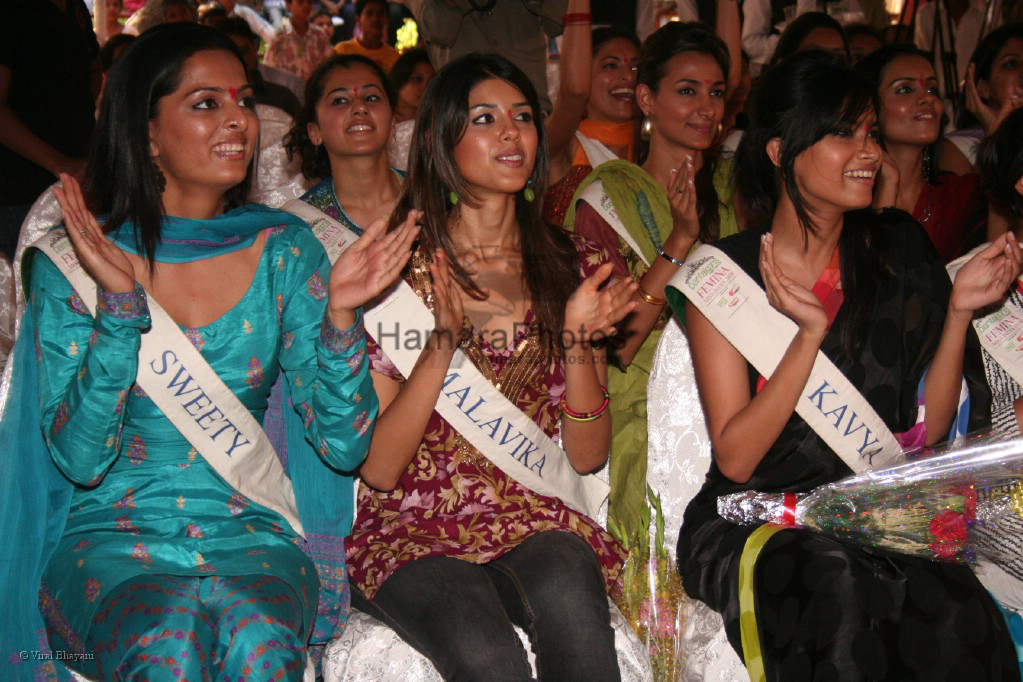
left=637, top=283, right=667, bottom=306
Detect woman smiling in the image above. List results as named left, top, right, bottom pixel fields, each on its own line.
left=1, top=24, right=416, bottom=679
left=344, top=53, right=636, bottom=680
left=674, top=51, right=1020, bottom=680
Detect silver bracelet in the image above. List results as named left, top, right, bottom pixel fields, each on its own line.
left=658, top=248, right=685, bottom=267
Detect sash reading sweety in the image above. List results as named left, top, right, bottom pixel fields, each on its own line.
left=32, top=229, right=305, bottom=536
left=947, top=243, right=1023, bottom=388
left=665, top=244, right=904, bottom=474
left=283, top=199, right=609, bottom=519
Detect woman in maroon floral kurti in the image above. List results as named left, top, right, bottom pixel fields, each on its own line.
left=345, top=54, right=634, bottom=681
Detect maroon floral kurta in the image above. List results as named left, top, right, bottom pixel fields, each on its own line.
left=346, top=235, right=626, bottom=599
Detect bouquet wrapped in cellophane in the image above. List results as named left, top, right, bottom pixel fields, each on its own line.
left=610, top=486, right=688, bottom=682
left=718, top=436, right=1023, bottom=575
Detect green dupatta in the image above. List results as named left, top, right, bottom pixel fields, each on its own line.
left=564, top=160, right=674, bottom=538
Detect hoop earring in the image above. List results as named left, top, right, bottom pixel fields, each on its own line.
left=523, top=179, right=535, bottom=203
left=153, top=160, right=166, bottom=193
left=640, top=116, right=654, bottom=142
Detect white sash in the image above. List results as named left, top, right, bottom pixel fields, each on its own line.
left=947, top=243, right=1023, bottom=388
left=574, top=132, right=618, bottom=168
left=575, top=181, right=650, bottom=266
left=283, top=199, right=609, bottom=519
left=33, top=229, right=305, bottom=536
left=667, top=244, right=904, bottom=473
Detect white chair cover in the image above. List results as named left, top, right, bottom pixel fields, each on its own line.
left=646, top=318, right=747, bottom=682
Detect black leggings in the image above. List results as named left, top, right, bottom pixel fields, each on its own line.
left=352, top=530, right=621, bottom=682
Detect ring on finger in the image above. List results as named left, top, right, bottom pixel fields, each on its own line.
left=675, top=187, right=684, bottom=194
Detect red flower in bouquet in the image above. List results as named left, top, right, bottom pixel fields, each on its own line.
left=929, top=510, right=968, bottom=559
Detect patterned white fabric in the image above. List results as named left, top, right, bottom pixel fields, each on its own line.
left=647, top=318, right=748, bottom=682
left=322, top=598, right=652, bottom=682
left=386, top=119, right=415, bottom=173
left=251, top=104, right=314, bottom=209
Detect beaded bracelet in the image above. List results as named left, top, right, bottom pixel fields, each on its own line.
left=658, top=248, right=686, bottom=268
left=562, top=12, right=592, bottom=25
left=637, top=282, right=667, bottom=306
left=561, top=385, right=610, bottom=422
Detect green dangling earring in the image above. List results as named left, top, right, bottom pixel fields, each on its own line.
left=449, top=190, right=459, bottom=205
left=523, top=179, right=535, bottom=203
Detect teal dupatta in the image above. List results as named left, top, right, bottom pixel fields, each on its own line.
left=1, top=204, right=358, bottom=678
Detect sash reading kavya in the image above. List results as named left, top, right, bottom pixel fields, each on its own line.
left=283, top=199, right=609, bottom=519
left=947, top=243, right=1023, bottom=388
left=666, top=244, right=904, bottom=474
left=33, top=229, right=305, bottom=536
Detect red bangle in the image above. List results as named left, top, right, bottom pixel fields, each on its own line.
left=560, top=385, right=610, bottom=422
left=562, top=12, right=592, bottom=25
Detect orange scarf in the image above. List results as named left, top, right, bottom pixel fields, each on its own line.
left=572, top=119, right=636, bottom=165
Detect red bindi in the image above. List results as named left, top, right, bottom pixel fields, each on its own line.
left=228, top=87, right=237, bottom=100
left=918, top=78, right=928, bottom=90
left=353, top=86, right=359, bottom=96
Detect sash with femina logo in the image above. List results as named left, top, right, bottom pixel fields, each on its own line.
left=947, top=243, right=1023, bottom=388
left=283, top=199, right=609, bottom=519
left=665, top=243, right=904, bottom=474
left=33, top=229, right=305, bottom=535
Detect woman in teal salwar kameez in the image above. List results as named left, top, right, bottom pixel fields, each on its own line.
left=1, top=24, right=417, bottom=681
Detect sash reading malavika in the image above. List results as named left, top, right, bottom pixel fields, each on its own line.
left=283, top=199, right=609, bottom=519
left=947, top=242, right=1023, bottom=388
left=666, top=244, right=904, bottom=474
left=32, top=229, right=305, bottom=535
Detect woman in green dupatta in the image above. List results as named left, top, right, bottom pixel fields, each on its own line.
left=563, top=19, right=740, bottom=535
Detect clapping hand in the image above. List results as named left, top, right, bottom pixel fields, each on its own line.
left=965, top=63, right=1021, bottom=135
left=53, top=173, right=136, bottom=294
left=873, top=150, right=900, bottom=210
left=563, top=262, right=638, bottom=348
left=666, top=155, right=700, bottom=247
left=327, top=210, right=419, bottom=327
left=760, top=233, right=827, bottom=339
left=951, top=233, right=1023, bottom=316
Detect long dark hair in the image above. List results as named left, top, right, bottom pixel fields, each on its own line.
left=736, top=50, right=892, bottom=356
left=391, top=53, right=579, bottom=352
left=955, top=23, right=1023, bottom=128
left=771, top=11, right=848, bottom=65
left=86, top=23, right=251, bottom=266
left=388, top=48, right=432, bottom=102
left=592, top=25, right=641, bottom=55
left=978, top=106, right=1023, bottom=218
left=285, top=54, right=393, bottom=181
left=637, top=21, right=729, bottom=243
left=855, top=43, right=943, bottom=185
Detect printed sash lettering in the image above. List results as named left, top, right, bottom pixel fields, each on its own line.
left=284, top=199, right=607, bottom=518
left=948, top=244, right=1023, bottom=389
left=33, top=230, right=305, bottom=535
left=666, top=244, right=904, bottom=474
